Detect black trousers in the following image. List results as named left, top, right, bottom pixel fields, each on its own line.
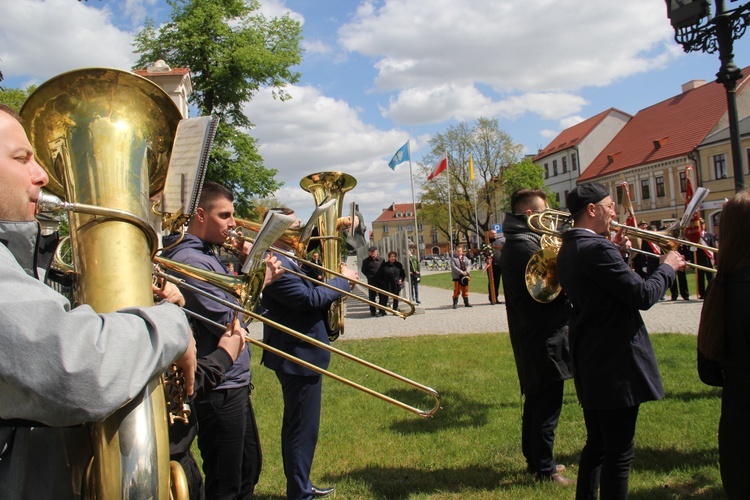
left=695, top=251, right=714, bottom=298
left=487, top=266, right=501, bottom=302
left=522, top=380, right=564, bottom=477
left=195, top=386, right=262, bottom=500
left=670, top=270, right=689, bottom=299
left=576, top=405, right=639, bottom=500
left=719, top=390, right=750, bottom=499
left=176, top=450, right=205, bottom=500
left=276, top=372, right=323, bottom=500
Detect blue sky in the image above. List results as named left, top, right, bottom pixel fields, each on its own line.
left=1, top=0, right=748, bottom=229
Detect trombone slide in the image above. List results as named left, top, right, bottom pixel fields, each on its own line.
left=153, top=269, right=441, bottom=418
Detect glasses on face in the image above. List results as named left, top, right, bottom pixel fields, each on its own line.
left=595, top=201, right=615, bottom=211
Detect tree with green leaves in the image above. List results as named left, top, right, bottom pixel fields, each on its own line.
left=0, top=85, right=37, bottom=112
left=133, top=0, right=303, bottom=216
left=500, top=158, right=558, bottom=212
left=419, top=118, right=524, bottom=247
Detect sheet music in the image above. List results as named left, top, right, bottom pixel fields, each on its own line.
left=241, top=212, right=296, bottom=274
left=162, top=115, right=219, bottom=216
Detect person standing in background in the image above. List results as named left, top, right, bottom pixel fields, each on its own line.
left=360, top=246, right=385, bottom=317
left=377, top=250, right=406, bottom=314
left=450, top=247, right=472, bottom=309
left=408, top=248, right=421, bottom=304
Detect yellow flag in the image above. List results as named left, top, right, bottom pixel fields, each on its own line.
left=469, top=155, right=475, bottom=181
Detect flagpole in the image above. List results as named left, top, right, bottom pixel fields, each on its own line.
left=407, top=141, right=420, bottom=263
left=470, top=155, right=480, bottom=249
left=446, top=150, right=453, bottom=256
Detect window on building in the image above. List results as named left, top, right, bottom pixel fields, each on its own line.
left=406, top=211, right=412, bottom=217
left=554, top=192, right=560, bottom=204
left=431, top=234, right=438, bottom=244
left=544, top=163, right=549, bottom=179
left=714, top=154, right=727, bottom=179
left=655, top=176, right=665, bottom=197
left=418, top=235, right=424, bottom=243
left=616, top=185, right=624, bottom=204
left=679, top=171, right=687, bottom=192
left=407, top=224, right=413, bottom=231
left=571, top=153, right=578, bottom=171
left=395, top=212, right=402, bottom=218
left=562, top=157, right=568, bottom=173
left=641, top=179, right=650, bottom=200
left=383, top=226, right=389, bottom=234
left=552, top=160, right=558, bottom=176
left=418, top=223, right=423, bottom=231
left=564, top=190, right=569, bottom=206
left=397, top=225, right=403, bottom=231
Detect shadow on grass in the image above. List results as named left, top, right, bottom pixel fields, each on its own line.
left=664, top=389, right=721, bottom=403
left=385, top=388, right=494, bottom=434
left=320, top=464, right=535, bottom=499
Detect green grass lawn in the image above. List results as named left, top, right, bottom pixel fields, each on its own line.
left=192, top=332, right=723, bottom=499
left=421, top=268, right=701, bottom=298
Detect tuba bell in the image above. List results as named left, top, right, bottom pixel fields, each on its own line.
left=21, top=68, right=183, bottom=499
left=300, top=172, right=357, bottom=340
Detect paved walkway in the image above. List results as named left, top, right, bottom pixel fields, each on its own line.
left=248, top=281, right=704, bottom=341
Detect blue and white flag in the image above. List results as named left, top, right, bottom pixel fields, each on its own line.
left=388, top=142, right=410, bottom=170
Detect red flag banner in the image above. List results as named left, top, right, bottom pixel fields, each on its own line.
left=618, top=181, right=637, bottom=227
left=427, top=156, right=447, bottom=180
left=683, top=166, right=702, bottom=243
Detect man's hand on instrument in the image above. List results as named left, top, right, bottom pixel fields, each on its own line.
left=611, top=227, right=631, bottom=256
left=152, top=281, right=185, bottom=307
left=229, top=230, right=252, bottom=264
left=662, top=250, right=686, bottom=272
left=218, top=318, right=246, bottom=362
left=264, top=252, right=284, bottom=286
left=174, top=335, right=197, bottom=396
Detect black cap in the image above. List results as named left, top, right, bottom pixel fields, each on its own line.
left=567, top=182, right=609, bottom=217
left=368, top=246, right=378, bottom=252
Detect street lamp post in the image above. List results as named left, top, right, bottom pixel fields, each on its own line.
left=666, top=0, right=750, bottom=193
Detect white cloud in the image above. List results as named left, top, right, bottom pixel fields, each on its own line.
left=0, top=0, right=136, bottom=83
left=338, top=0, right=675, bottom=124
left=244, top=85, right=417, bottom=226
left=559, top=115, right=587, bottom=129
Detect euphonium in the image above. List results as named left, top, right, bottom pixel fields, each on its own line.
left=22, top=68, right=183, bottom=499
left=300, top=172, right=357, bottom=340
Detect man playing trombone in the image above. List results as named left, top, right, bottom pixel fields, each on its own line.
left=260, top=207, right=359, bottom=499
left=556, top=182, right=685, bottom=499
left=161, top=181, right=263, bottom=500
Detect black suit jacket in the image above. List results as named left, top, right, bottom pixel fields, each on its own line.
left=557, top=229, right=673, bottom=410
left=260, top=254, right=349, bottom=377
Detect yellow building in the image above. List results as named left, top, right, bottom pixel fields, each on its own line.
left=371, top=203, right=451, bottom=256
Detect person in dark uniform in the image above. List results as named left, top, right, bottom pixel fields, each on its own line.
left=302, top=251, right=324, bottom=281
left=260, top=209, right=359, bottom=499
left=695, top=219, right=716, bottom=299
left=670, top=244, right=691, bottom=300
left=697, top=188, right=750, bottom=499
left=500, top=188, right=574, bottom=486
left=556, top=183, right=685, bottom=499
left=360, top=246, right=385, bottom=316
left=377, top=250, right=406, bottom=313
left=485, top=230, right=504, bottom=304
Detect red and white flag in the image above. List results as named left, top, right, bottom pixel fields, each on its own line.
left=427, top=156, right=447, bottom=181
left=683, top=166, right=714, bottom=263
left=618, top=181, right=637, bottom=227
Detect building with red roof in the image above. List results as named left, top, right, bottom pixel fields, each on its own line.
left=371, top=202, right=452, bottom=255
left=533, top=108, right=631, bottom=210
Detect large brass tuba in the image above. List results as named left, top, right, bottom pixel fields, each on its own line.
left=300, top=172, right=357, bottom=340
left=21, top=68, right=183, bottom=499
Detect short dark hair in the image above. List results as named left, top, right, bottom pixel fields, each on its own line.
left=388, top=251, right=397, bottom=258
left=198, top=181, right=234, bottom=209
left=511, top=188, right=547, bottom=214
left=0, top=104, right=23, bottom=123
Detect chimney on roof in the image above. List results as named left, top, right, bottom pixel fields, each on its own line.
left=682, top=80, right=706, bottom=93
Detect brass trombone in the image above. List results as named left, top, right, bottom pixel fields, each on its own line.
left=226, top=224, right=416, bottom=319
left=152, top=256, right=442, bottom=418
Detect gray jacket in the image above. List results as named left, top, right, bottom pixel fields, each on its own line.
left=0, top=220, right=191, bottom=499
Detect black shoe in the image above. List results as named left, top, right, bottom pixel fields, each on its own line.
left=312, top=485, right=335, bottom=497
left=671, top=297, right=678, bottom=301
left=378, top=311, right=387, bottom=317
